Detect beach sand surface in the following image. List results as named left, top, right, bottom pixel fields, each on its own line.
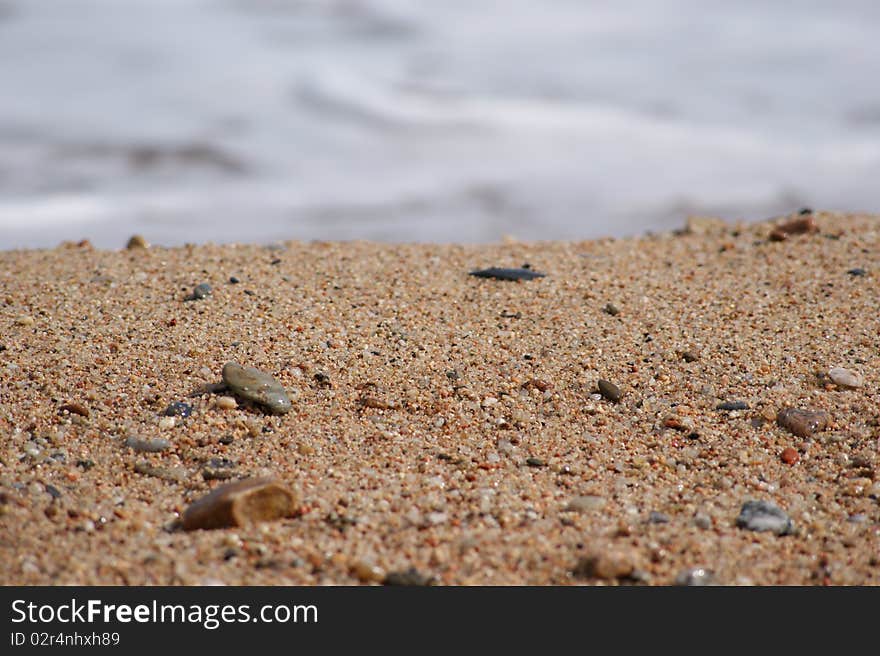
left=1, top=212, right=878, bottom=585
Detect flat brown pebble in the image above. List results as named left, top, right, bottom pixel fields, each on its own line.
left=182, top=477, right=298, bottom=531
left=769, top=216, right=818, bottom=241
left=597, top=379, right=622, bottom=403
left=134, top=462, right=187, bottom=483
left=776, top=407, right=829, bottom=438
left=59, top=401, right=90, bottom=418
left=573, top=550, right=636, bottom=580
left=350, top=559, right=386, bottom=583
left=780, top=447, right=800, bottom=465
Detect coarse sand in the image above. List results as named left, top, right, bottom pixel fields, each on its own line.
left=1, top=212, right=878, bottom=586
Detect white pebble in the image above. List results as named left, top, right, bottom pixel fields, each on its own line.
left=828, top=367, right=864, bottom=389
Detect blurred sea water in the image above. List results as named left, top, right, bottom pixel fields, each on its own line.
left=1, top=0, right=879, bottom=249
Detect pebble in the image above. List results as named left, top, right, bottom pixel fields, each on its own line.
left=674, top=568, right=716, bottom=586
left=126, top=234, right=149, bottom=249
left=163, top=401, right=193, bottom=418
left=646, top=511, right=669, bottom=524
left=158, top=416, right=175, bottom=430
left=573, top=550, right=636, bottom=580
left=828, top=367, right=863, bottom=389
left=181, top=477, right=298, bottom=531
left=469, top=267, right=546, bottom=281
left=735, top=500, right=795, bottom=536
left=780, top=447, right=800, bottom=465
left=603, top=303, right=620, bottom=316
left=216, top=396, right=237, bottom=410
left=716, top=401, right=749, bottom=411
left=59, top=401, right=90, bottom=418
left=769, top=215, right=818, bottom=241
left=564, top=495, right=607, bottom=513
left=525, top=457, right=546, bottom=468
left=202, top=458, right=238, bottom=481
left=846, top=267, right=866, bottom=277
left=15, top=315, right=35, bottom=326
left=221, top=362, right=292, bottom=414
left=350, top=560, right=386, bottom=583
left=187, top=283, right=212, bottom=301
left=597, top=379, right=622, bottom=403
left=134, top=462, right=187, bottom=483
left=124, top=436, right=171, bottom=453
left=383, top=568, right=435, bottom=586
left=776, top=407, right=828, bottom=438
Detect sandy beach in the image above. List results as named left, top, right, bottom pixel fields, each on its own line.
left=1, top=211, right=878, bottom=585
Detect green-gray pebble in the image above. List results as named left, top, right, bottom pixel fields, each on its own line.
left=221, top=362, right=292, bottom=414
left=598, top=379, right=622, bottom=403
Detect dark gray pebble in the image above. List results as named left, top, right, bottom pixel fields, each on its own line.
left=469, top=267, right=546, bottom=281
left=45, top=484, right=62, bottom=499
left=163, top=401, right=193, bottom=418
left=846, top=268, right=866, bottom=277
left=383, top=568, right=435, bottom=586
left=735, top=499, right=795, bottom=536
left=716, top=401, right=749, bottom=411
left=186, top=283, right=212, bottom=300
left=647, top=511, right=669, bottom=524
left=603, top=303, right=620, bottom=316
left=526, top=457, right=546, bottom=467
left=229, top=276, right=240, bottom=284
left=598, top=379, right=622, bottom=403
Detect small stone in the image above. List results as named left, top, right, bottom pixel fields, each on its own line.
left=469, top=267, right=546, bottom=281
left=124, top=436, right=171, bottom=453
left=776, top=407, right=828, bottom=438
left=158, top=416, right=175, bottom=430
left=526, top=457, right=546, bottom=468
left=59, top=401, right=90, bottom=418
left=564, top=495, right=607, bottom=513
left=769, top=215, right=818, bottom=241
left=350, top=559, right=386, bottom=583
left=828, top=367, right=863, bottom=390
left=45, top=484, right=62, bottom=499
left=186, top=283, right=212, bottom=301
left=693, top=513, right=712, bottom=529
left=674, top=568, right=716, bottom=586
left=681, top=350, right=699, bottom=362
left=216, top=396, right=237, bottom=410
left=222, top=362, right=292, bottom=414
left=181, top=477, right=298, bottom=531
left=716, top=401, right=749, bottom=411
left=15, top=315, right=34, bottom=326
left=735, top=499, right=795, bottom=536
left=603, top=303, right=620, bottom=316
left=134, top=462, right=187, bottom=483
left=126, top=234, right=149, bottom=249
left=229, top=276, right=240, bottom=284
left=597, top=379, right=622, bottom=403
left=573, top=550, right=636, bottom=580
left=846, top=267, right=866, bottom=277
left=202, top=458, right=238, bottom=481
left=646, top=511, right=669, bottom=524
left=383, top=568, right=435, bottom=586
left=780, top=447, right=800, bottom=465
left=163, top=401, right=193, bottom=418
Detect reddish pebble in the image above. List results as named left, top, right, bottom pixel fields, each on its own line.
left=780, top=447, right=800, bottom=465
left=769, top=216, right=818, bottom=241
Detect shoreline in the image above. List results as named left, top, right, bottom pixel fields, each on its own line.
left=1, top=211, right=878, bottom=585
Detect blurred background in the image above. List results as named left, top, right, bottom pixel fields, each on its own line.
left=1, top=0, right=879, bottom=249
